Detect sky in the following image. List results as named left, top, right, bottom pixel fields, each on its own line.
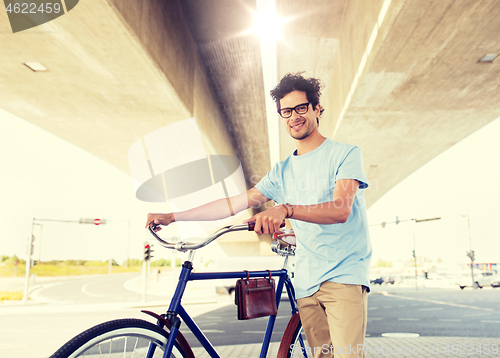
left=0, top=109, right=499, bottom=267
left=366, top=117, right=500, bottom=266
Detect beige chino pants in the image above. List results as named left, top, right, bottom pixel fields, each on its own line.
left=297, top=281, right=368, bottom=358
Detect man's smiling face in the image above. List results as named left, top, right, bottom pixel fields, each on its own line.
left=279, top=90, right=321, bottom=140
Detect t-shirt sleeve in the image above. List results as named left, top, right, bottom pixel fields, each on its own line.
left=255, top=163, right=283, bottom=203
left=336, top=146, right=369, bottom=189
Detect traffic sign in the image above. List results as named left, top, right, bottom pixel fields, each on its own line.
left=79, top=218, right=107, bottom=225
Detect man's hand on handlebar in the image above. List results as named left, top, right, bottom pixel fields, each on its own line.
left=242, top=205, right=287, bottom=235
left=145, top=213, right=175, bottom=232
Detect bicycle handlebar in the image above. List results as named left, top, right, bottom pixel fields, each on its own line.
left=148, top=220, right=285, bottom=252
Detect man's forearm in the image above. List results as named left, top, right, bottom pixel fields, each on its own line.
left=173, top=197, right=236, bottom=222
left=289, top=199, right=352, bottom=224
left=173, top=192, right=252, bottom=222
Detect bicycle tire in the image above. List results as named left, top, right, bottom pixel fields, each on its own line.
left=277, top=313, right=310, bottom=358
left=50, top=318, right=193, bottom=358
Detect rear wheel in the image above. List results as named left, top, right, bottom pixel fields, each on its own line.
left=277, top=313, right=310, bottom=358
left=50, top=319, right=192, bottom=358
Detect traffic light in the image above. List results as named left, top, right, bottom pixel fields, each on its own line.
left=466, top=250, right=476, bottom=261
left=412, top=250, right=416, bottom=258
left=144, top=243, right=154, bottom=261
left=396, top=216, right=400, bottom=225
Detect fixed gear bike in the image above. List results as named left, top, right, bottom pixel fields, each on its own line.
left=50, top=222, right=309, bottom=358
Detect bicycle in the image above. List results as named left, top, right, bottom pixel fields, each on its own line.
left=50, top=222, right=309, bottom=358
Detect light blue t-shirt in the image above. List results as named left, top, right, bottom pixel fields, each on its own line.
left=255, top=138, right=372, bottom=299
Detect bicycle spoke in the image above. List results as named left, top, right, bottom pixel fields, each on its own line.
left=131, top=337, right=138, bottom=358
left=123, top=337, right=127, bottom=358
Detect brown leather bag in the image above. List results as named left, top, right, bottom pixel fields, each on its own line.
left=235, top=270, right=278, bottom=320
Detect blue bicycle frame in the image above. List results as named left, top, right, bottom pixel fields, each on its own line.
left=149, top=259, right=298, bottom=358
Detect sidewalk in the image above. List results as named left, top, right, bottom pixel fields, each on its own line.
left=191, top=336, right=499, bottom=358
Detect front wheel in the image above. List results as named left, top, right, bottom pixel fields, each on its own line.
left=277, top=313, right=310, bottom=358
left=50, top=318, right=192, bottom=358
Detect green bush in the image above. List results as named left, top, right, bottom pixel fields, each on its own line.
left=123, top=259, right=142, bottom=267
left=151, top=258, right=181, bottom=267
left=83, top=260, right=108, bottom=267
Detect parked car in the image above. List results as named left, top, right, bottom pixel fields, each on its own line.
left=385, top=276, right=395, bottom=285
left=456, top=271, right=500, bottom=289
left=491, top=277, right=500, bottom=288
left=214, top=256, right=294, bottom=296
left=370, top=277, right=384, bottom=285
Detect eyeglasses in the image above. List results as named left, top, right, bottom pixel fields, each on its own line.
left=277, top=102, right=310, bottom=118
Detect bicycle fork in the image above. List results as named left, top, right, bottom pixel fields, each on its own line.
left=141, top=259, right=194, bottom=358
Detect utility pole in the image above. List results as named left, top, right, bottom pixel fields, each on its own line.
left=462, top=213, right=476, bottom=289
left=142, top=243, right=151, bottom=302
left=126, top=220, right=130, bottom=267
left=23, top=218, right=35, bottom=301
left=413, top=234, right=418, bottom=291
left=375, top=215, right=440, bottom=291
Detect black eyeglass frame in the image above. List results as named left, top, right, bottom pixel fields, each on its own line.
left=277, top=102, right=311, bottom=118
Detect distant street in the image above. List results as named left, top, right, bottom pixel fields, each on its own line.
left=1, top=277, right=499, bottom=357
left=181, top=285, right=500, bottom=347
left=367, top=285, right=500, bottom=338
left=29, top=272, right=144, bottom=303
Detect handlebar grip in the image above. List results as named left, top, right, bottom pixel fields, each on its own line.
left=247, top=220, right=286, bottom=231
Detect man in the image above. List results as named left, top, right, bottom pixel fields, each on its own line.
left=146, top=73, right=371, bottom=358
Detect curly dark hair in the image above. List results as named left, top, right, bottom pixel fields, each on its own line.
left=270, top=72, right=325, bottom=122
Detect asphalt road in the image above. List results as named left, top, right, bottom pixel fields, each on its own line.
left=2, top=275, right=500, bottom=357
left=28, top=272, right=146, bottom=303
left=367, top=286, right=500, bottom=338
left=181, top=286, right=500, bottom=347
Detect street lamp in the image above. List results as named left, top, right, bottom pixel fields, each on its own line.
left=374, top=216, right=441, bottom=291
left=460, top=213, right=476, bottom=289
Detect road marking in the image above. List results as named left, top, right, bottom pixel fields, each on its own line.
left=381, top=292, right=495, bottom=312
left=368, top=307, right=378, bottom=310
left=398, top=318, right=420, bottom=321
left=242, top=331, right=265, bottom=334
left=481, top=320, right=500, bottom=323
left=383, top=306, right=392, bottom=308
left=438, top=319, right=461, bottom=322
left=382, top=333, right=420, bottom=337
left=419, top=307, right=443, bottom=311
left=82, top=283, right=107, bottom=298
left=202, top=329, right=225, bottom=333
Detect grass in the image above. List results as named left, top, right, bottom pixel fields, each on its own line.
left=0, top=291, right=23, bottom=301
left=0, top=264, right=141, bottom=277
